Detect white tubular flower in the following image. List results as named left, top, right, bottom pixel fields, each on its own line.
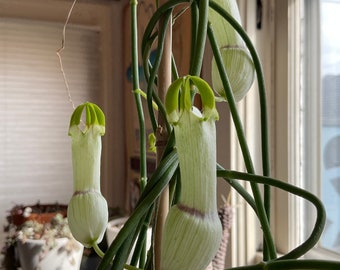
left=209, top=0, right=255, bottom=102
left=161, top=76, right=222, bottom=270
left=67, top=102, right=108, bottom=248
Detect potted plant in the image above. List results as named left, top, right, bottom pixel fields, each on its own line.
left=8, top=202, right=68, bottom=226
left=58, top=0, right=340, bottom=269
left=2, top=204, right=83, bottom=270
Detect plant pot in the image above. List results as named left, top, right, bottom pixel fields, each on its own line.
left=106, top=217, right=152, bottom=262
left=16, top=238, right=83, bottom=270
left=9, top=203, right=68, bottom=226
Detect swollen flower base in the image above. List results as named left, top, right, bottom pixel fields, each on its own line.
left=67, top=102, right=108, bottom=248
left=161, top=76, right=222, bottom=270
left=209, top=0, right=255, bottom=102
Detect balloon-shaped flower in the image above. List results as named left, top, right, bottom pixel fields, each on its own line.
left=209, top=0, right=255, bottom=102
left=161, top=76, right=222, bottom=270
left=67, top=102, right=108, bottom=248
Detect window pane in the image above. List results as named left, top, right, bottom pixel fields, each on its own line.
left=320, top=0, right=340, bottom=253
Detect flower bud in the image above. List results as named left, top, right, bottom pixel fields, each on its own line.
left=67, top=102, right=108, bottom=248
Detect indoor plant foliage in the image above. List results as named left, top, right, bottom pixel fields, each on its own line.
left=62, top=0, right=340, bottom=269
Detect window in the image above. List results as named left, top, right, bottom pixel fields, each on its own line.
left=319, top=0, right=340, bottom=253
left=229, top=0, right=340, bottom=266
left=302, top=0, right=340, bottom=256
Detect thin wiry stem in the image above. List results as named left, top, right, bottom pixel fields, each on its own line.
left=56, top=0, right=77, bottom=109
left=130, top=0, right=148, bottom=191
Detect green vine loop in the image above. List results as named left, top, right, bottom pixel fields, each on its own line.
left=217, top=169, right=326, bottom=260
left=208, top=24, right=277, bottom=261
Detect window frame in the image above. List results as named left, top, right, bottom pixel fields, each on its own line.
left=271, top=0, right=303, bottom=256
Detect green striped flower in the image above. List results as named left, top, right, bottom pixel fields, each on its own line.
left=161, top=76, right=222, bottom=270
left=210, top=0, right=255, bottom=102
left=67, top=102, right=108, bottom=248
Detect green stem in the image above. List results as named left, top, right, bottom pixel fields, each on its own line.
left=130, top=206, right=154, bottom=268
left=189, top=0, right=199, bottom=73
left=208, top=24, right=277, bottom=260
left=141, top=37, right=171, bottom=135
left=189, top=0, right=209, bottom=76
left=171, top=53, right=179, bottom=80
left=146, top=9, right=172, bottom=132
left=217, top=163, right=257, bottom=212
left=130, top=0, right=147, bottom=190
left=92, top=242, right=105, bottom=258
left=111, top=231, right=136, bottom=269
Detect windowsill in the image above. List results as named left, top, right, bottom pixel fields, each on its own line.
left=304, top=247, right=340, bottom=261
